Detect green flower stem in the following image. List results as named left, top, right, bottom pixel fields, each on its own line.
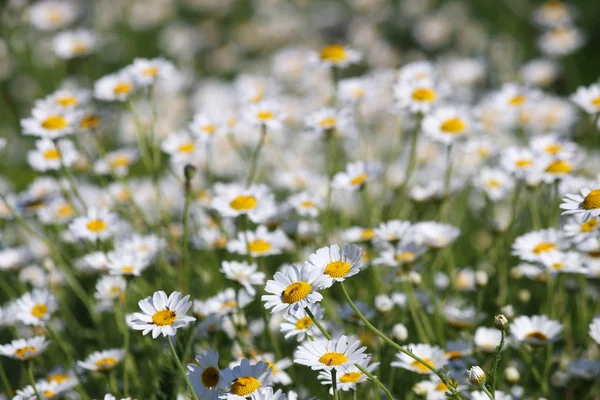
left=114, top=304, right=130, bottom=397
left=481, top=384, right=495, bottom=400
left=246, top=124, right=267, bottom=187
left=488, top=330, right=505, bottom=394
left=0, top=361, right=13, bottom=397
left=127, top=99, right=153, bottom=171
left=331, top=368, right=339, bottom=400
left=183, top=172, right=193, bottom=293
left=26, top=362, right=41, bottom=400
left=338, top=282, right=461, bottom=397
left=322, top=134, right=338, bottom=245
left=167, top=336, right=200, bottom=400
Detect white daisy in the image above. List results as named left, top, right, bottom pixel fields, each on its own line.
left=243, top=101, right=285, bottom=131
left=332, top=161, right=383, bottom=191
left=250, top=387, right=287, bottom=400
left=29, top=0, right=78, bottom=31
left=373, top=220, right=412, bottom=243
left=288, top=192, right=322, bottom=218
left=15, top=289, right=58, bottom=326
left=422, top=106, right=473, bottom=145
left=211, top=183, right=276, bottom=223
left=304, top=108, right=354, bottom=138
left=512, top=229, right=563, bottom=262
left=94, top=71, right=136, bottom=102
left=77, top=348, right=125, bottom=371
left=474, top=327, right=504, bottom=353
left=220, top=261, right=266, bottom=296
left=225, top=359, right=272, bottom=398
left=52, top=29, right=96, bottom=59
left=538, top=251, right=586, bottom=275
left=189, top=113, right=227, bottom=140
left=571, top=84, right=600, bottom=114
left=106, top=249, right=150, bottom=276
left=0, top=336, right=50, bottom=360
left=129, top=57, right=176, bottom=86
left=294, top=335, right=368, bottom=371
left=310, top=44, right=362, bottom=69
left=161, top=130, right=204, bottom=165
left=186, top=350, right=232, bottom=400
left=510, top=315, right=563, bottom=345
left=307, top=244, right=365, bottom=282
left=394, top=79, right=440, bottom=114
left=131, top=291, right=196, bottom=338
left=280, top=304, right=324, bottom=342
left=412, top=221, right=460, bottom=248
left=21, top=105, right=79, bottom=139
left=474, top=167, right=515, bottom=201
left=561, top=188, right=600, bottom=222
left=94, top=148, right=139, bottom=177
left=95, top=275, right=127, bottom=303
left=538, top=26, right=584, bottom=57
left=391, top=343, right=449, bottom=374
left=317, top=357, right=379, bottom=393
left=27, top=138, right=79, bottom=172
left=68, top=208, right=119, bottom=241
left=589, top=318, right=600, bottom=345
left=227, top=226, right=291, bottom=258
left=563, top=216, right=599, bottom=242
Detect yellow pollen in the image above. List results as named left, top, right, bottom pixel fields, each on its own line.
left=340, top=372, right=362, bottom=383
left=533, top=242, right=557, bottom=254
left=486, top=179, right=501, bottom=188
left=582, top=190, right=600, bottom=210
left=230, top=376, right=260, bottom=396
left=221, top=300, right=237, bottom=309
left=396, top=252, right=415, bottom=263
left=86, top=219, right=107, bottom=232
left=545, top=144, right=562, bottom=154
left=525, top=331, right=548, bottom=341
left=43, top=149, right=61, bottom=160
left=214, top=237, right=227, bottom=248
left=445, top=351, right=463, bottom=360
left=300, top=200, right=315, bottom=208
left=80, top=115, right=101, bottom=129
left=552, top=263, right=564, bottom=270
left=143, top=66, right=159, bottom=76
left=320, top=44, right=347, bottom=62
left=202, top=124, right=216, bottom=134
left=42, top=391, right=55, bottom=397
left=31, top=304, right=48, bottom=318
left=109, top=287, right=124, bottom=297
left=152, top=309, right=177, bottom=326
left=440, top=118, right=466, bottom=134
left=57, top=204, right=74, bottom=217
left=318, top=352, right=348, bottom=366
left=324, top=260, right=352, bottom=278
left=509, top=95, right=526, bottom=105
left=256, top=111, right=274, bottom=120
left=591, top=97, right=600, bottom=107
left=15, top=346, right=37, bottom=359
left=42, top=115, right=68, bottom=130
left=113, top=82, right=132, bottom=95
left=201, top=366, right=220, bottom=388
left=544, top=160, right=571, bottom=174
left=295, top=316, right=313, bottom=330
left=266, top=361, right=278, bottom=374
left=436, top=382, right=449, bottom=391
left=109, top=155, right=130, bottom=168
left=581, top=218, right=598, bottom=232
left=319, top=117, right=337, bottom=127
left=47, top=374, right=69, bottom=384
left=515, top=159, right=533, bottom=168
left=350, top=173, right=368, bottom=186
left=56, top=96, right=77, bottom=107
left=248, top=240, right=272, bottom=254
left=178, top=143, right=195, bottom=153
left=95, top=357, right=118, bottom=370
left=72, top=40, right=87, bottom=55
left=281, top=281, right=312, bottom=304
left=230, top=195, right=258, bottom=211
left=411, top=88, right=437, bottom=102
left=360, top=228, right=375, bottom=241
left=411, top=358, right=434, bottom=373
left=122, top=266, right=134, bottom=274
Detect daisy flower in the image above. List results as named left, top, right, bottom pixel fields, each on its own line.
left=39, top=89, right=91, bottom=109
left=530, top=134, right=578, bottom=160
left=373, top=241, right=427, bottom=267
left=161, top=130, right=204, bottom=165
left=189, top=113, right=227, bottom=140
left=280, top=304, right=324, bottom=342
left=252, top=354, right=292, bottom=386
left=332, top=161, right=383, bottom=191
left=0, top=336, right=49, bottom=360
left=243, top=101, right=285, bottom=131
left=304, top=108, right=354, bottom=138
left=94, top=71, right=136, bottom=102
left=538, top=26, right=584, bottom=57
left=538, top=251, right=586, bottom=275
left=27, top=138, right=78, bottom=172
left=563, top=216, right=599, bottom=242
left=227, top=225, right=291, bottom=257
left=510, top=315, right=563, bottom=345
left=413, top=221, right=460, bottom=248
left=220, top=261, right=266, bottom=296
left=311, top=44, right=362, bottom=69
left=474, top=167, right=515, bottom=201
left=68, top=208, right=119, bottom=241
left=15, top=289, right=58, bottom=326
left=589, top=318, right=600, bottom=345
left=391, top=344, right=449, bottom=374
left=512, top=228, right=563, bottom=262
left=94, top=148, right=139, bottom=177
left=29, top=0, right=78, bottom=31
left=394, top=79, right=440, bottom=114
left=250, top=387, right=287, bottom=400
left=262, top=263, right=332, bottom=314
left=186, top=350, right=232, bottom=400
left=500, top=147, right=542, bottom=180
left=225, top=359, right=272, bottom=398
left=571, top=84, right=600, bottom=114
left=95, top=275, right=127, bottom=303
left=474, top=327, right=504, bottom=353
left=317, top=357, right=379, bottom=393
left=539, top=157, right=576, bottom=183
left=338, top=78, right=370, bottom=104
left=307, top=244, right=365, bottom=282
left=532, top=0, right=572, bottom=28
left=211, top=183, right=276, bottom=223
left=398, top=61, right=436, bottom=84
left=52, top=29, right=96, bottom=59
left=471, top=390, right=513, bottom=400
left=561, top=188, right=600, bottom=222
left=373, top=220, right=412, bottom=243
left=422, top=106, right=473, bottom=145
left=131, top=291, right=196, bottom=338
left=129, top=57, right=176, bottom=86
left=294, top=335, right=368, bottom=371
left=77, top=348, right=125, bottom=372
left=520, top=59, right=559, bottom=88
left=14, top=380, right=67, bottom=399
left=21, top=105, right=79, bottom=138
left=288, top=192, right=322, bottom=218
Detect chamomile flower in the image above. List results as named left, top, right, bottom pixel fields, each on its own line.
left=77, top=348, right=125, bottom=372
left=68, top=208, right=119, bottom=241
left=563, top=216, right=599, bottom=242
left=373, top=241, right=427, bottom=267
left=253, top=354, right=292, bottom=386
left=15, top=289, right=58, bottom=326
left=0, top=336, right=49, bottom=360
left=332, top=161, right=383, bottom=190
left=106, top=249, right=150, bottom=276
left=21, top=105, right=79, bottom=138
left=561, top=188, right=600, bottom=222
left=474, top=327, right=504, bottom=353
left=512, top=229, right=563, bottom=262
left=520, top=59, right=560, bottom=88
left=311, top=44, right=362, bottom=69
left=538, top=251, right=586, bottom=275
left=500, top=147, right=540, bottom=180
left=27, top=138, right=79, bottom=172
left=129, top=57, right=176, bottom=86
left=571, top=84, right=600, bottom=114
left=373, top=220, right=412, bottom=243
left=14, top=380, right=66, bottom=399
left=161, top=130, right=203, bottom=164
left=422, top=107, right=473, bottom=145
left=474, top=167, right=515, bottom=201
left=262, top=263, right=332, bottom=314
left=186, top=350, right=232, bottom=400
left=294, top=335, right=367, bottom=371
left=212, top=183, right=276, bottom=223
left=39, top=89, right=91, bottom=109
left=338, top=78, right=369, bottom=104
left=189, top=113, right=227, bottom=140
left=538, top=26, right=584, bottom=57
left=307, top=244, right=364, bottom=282
left=413, top=221, right=460, bottom=248
left=29, top=0, right=78, bottom=31
left=250, top=387, right=288, bottom=400
left=589, top=318, right=600, bottom=345
left=288, top=192, right=322, bottom=218
left=391, top=344, right=449, bottom=374
left=52, top=29, right=96, bottom=59
left=317, top=357, right=379, bottom=393
left=225, top=359, right=272, bottom=398
left=94, top=71, right=136, bottom=102
left=539, top=157, right=576, bottom=183
left=532, top=0, right=573, bottom=28
left=304, top=108, right=353, bottom=137
left=220, top=261, right=266, bottom=296
left=280, top=304, right=324, bottom=342
left=94, top=148, right=139, bottom=177
left=95, top=275, right=127, bottom=303
left=227, top=226, right=291, bottom=257
left=394, top=79, right=440, bottom=114
left=244, top=101, right=285, bottom=131
left=398, top=61, right=436, bottom=84
left=131, top=291, right=196, bottom=338
left=510, top=315, right=563, bottom=345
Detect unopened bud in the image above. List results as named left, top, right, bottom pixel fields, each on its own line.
left=468, top=366, right=486, bottom=387
left=518, top=289, right=531, bottom=303
left=475, top=271, right=488, bottom=287
left=375, top=295, right=394, bottom=313
left=184, top=164, right=197, bottom=181
left=413, top=381, right=427, bottom=396
left=494, top=314, right=509, bottom=331
left=500, top=305, right=515, bottom=319
left=407, top=271, right=422, bottom=286
left=505, top=366, right=520, bottom=383
left=391, top=323, right=408, bottom=342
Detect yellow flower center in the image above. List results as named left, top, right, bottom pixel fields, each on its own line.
left=15, top=346, right=37, bottom=359
left=319, top=117, right=337, bottom=127
left=42, top=115, right=68, bottom=130
left=340, top=371, right=362, bottom=383
left=300, top=200, right=315, bottom=208
left=248, top=239, right=272, bottom=254
left=95, top=357, right=118, bottom=370
left=350, top=173, right=368, bottom=186
left=202, top=124, right=217, bottom=134
left=440, top=118, right=466, bottom=134
left=318, top=352, right=348, bottom=366
left=324, top=260, right=352, bottom=278
left=178, top=143, right=195, bottom=153
left=582, top=190, right=600, bottom=210
left=47, top=374, right=69, bottom=384
left=525, top=331, right=548, bottom=341
left=86, top=219, right=107, bottom=232
left=256, top=111, right=274, bottom=120
left=545, top=144, right=562, bottom=154
left=411, top=88, right=437, bottom=102
left=152, top=309, right=177, bottom=326
left=552, top=262, right=563, bottom=270
left=396, top=252, right=415, bottom=263
left=544, top=160, right=571, bottom=174
left=72, top=40, right=88, bottom=55
left=591, top=97, right=600, bottom=107
left=43, top=149, right=61, bottom=160
left=411, top=358, right=434, bottom=373
left=295, top=316, right=313, bottom=330
left=31, top=304, right=48, bottom=318
left=143, top=66, right=159, bottom=76
left=515, top=159, right=533, bottom=168
left=122, top=266, right=134, bottom=274
left=43, top=391, right=55, bottom=397
left=230, top=376, right=260, bottom=396
left=509, top=95, right=526, bottom=106
left=230, top=195, right=258, bottom=211
left=320, top=44, right=347, bottom=62
left=281, top=281, right=312, bottom=304
left=113, top=82, right=132, bottom=95
left=56, top=96, right=77, bottom=107
left=360, top=228, right=375, bottom=240
left=436, top=382, right=449, bottom=391
left=580, top=219, right=598, bottom=234
left=80, top=115, right=101, bottom=129
left=109, top=287, right=124, bottom=297
left=57, top=204, right=74, bottom=217
left=221, top=300, right=237, bottom=309
left=109, top=155, right=130, bottom=168
left=445, top=351, right=463, bottom=360
left=533, top=242, right=557, bottom=254
left=201, top=366, right=220, bottom=388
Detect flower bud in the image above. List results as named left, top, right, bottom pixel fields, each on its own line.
left=500, top=305, right=515, bottom=319
left=184, top=164, right=197, bottom=181
left=475, top=271, right=488, bottom=287
left=494, top=314, right=509, bottom=331
left=392, top=323, right=408, bottom=342
left=505, top=366, right=520, bottom=383
left=407, top=271, right=422, bottom=286
left=375, top=294, right=394, bottom=313
left=468, top=366, right=486, bottom=387
left=518, top=289, right=531, bottom=303
left=413, top=381, right=427, bottom=396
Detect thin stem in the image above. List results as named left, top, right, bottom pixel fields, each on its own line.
left=488, top=330, right=506, bottom=394
left=26, top=362, right=42, bottom=400
left=167, top=336, right=200, bottom=400
left=0, top=362, right=12, bottom=397
left=183, top=173, right=193, bottom=293
left=481, top=385, right=495, bottom=400
left=304, top=306, right=331, bottom=340
left=322, top=134, right=338, bottom=244
left=332, top=369, right=339, bottom=400
left=246, top=124, right=267, bottom=187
